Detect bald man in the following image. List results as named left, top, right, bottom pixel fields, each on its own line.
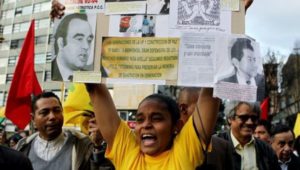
left=178, top=87, right=233, bottom=170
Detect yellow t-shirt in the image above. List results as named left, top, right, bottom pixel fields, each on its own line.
left=106, top=117, right=204, bottom=170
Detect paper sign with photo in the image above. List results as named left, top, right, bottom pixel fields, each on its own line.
left=214, top=35, right=265, bottom=102
left=51, top=13, right=97, bottom=82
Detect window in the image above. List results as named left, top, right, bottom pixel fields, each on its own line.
left=6, top=73, right=13, bottom=84
left=8, top=56, right=17, bottom=66
left=13, top=22, right=30, bottom=33
left=0, top=58, right=8, bottom=68
left=52, top=90, right=62, bottom=101
left=1, top=9, right=14, bottom=19
left=46, top=52, right=52, bottom=63
left=44, top=71, right=51, bottom=82
left=3, top=0, right=16, bottom=4
left=119, top=111, right=128, bottom=121
left=10, top=40, right=18, bottom=49
left=10, top=39, right=24, bottom=49
left=0, top=41, right=10, bottom=50
left=48, top=34, right=53, bottom=44
left=64, top=89, right=69, bottom=101
left=33, top=1, right=51, bottom=13
left=35, top=53, right=46, bottom=64
left=50, top=21, right=54, bottom=28
left=35, top=35, right=47, bottom=45
left=20, top=22, right=30, bottom=32
left=0, top=25, right=3, bottom=34
left=128, top=111, right=136, bottom=121
left=0, top=91, right=4, bottom=106
left=3, top=25, right=12, bottom=35
left=35, top=18, right=50, bottom=29
left=0, top=75, right=6, bottom=85
left=15, top=8, right=22, bottom=16
left=12, top=23, right=20, bottom=33
left=15, top=5, right=33, bottom=17
left=3, top=92, right=7, bottom=106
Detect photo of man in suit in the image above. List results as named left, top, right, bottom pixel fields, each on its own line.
left=52, top=13, right=95, bottom=81
left=220, top=38, right=265, bottom=101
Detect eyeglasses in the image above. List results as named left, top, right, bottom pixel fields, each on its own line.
left=234, top=114, right=258, bottom=122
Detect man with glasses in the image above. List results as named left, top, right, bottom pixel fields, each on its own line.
left=217, top=101, right=280, bottom=170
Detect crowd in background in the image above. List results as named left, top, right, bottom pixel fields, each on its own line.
left=1, top=0, right=300, bottom=169
left=0, top=125, right=28, bottom=149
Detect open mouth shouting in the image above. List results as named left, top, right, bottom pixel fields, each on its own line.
left=141, top=133, right=157, bottom=147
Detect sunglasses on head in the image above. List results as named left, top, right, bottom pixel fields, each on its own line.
left=234, top=114, right=258, bottom=122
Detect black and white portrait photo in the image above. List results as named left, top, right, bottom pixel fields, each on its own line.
left=51, top=13, right=96, bottom=81
left=218, top=37, right=265, bottom=101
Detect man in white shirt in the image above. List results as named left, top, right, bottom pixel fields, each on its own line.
left=217, top=101, right=280, bottom=170
left=16, top=92, right=114, bottom=170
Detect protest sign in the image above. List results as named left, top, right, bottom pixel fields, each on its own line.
left=213, top=35, right=264, bottom=102
left=51, top=13, right=97, bottom=82
left=169, top=0, right=231, bottom=33
left=101, top=37, right=179, bottom=81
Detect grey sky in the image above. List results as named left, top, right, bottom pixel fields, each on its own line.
left=246, top=0, right=300, bottom=58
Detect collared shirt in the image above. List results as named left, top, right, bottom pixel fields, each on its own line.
left=33, top=132, right=67, bottom=161
left=278, top=158, right=291, bottom=170
left=231, top=131, right=258, bottom=170
left=56, top=57, right=72, bottom=81
left=236, top=72, right=256, bottom=85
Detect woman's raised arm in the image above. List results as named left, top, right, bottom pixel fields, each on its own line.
left=86, top=84, right=121, bottom=149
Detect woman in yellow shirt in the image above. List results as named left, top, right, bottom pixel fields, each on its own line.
left=87, top=85, right=220, bottom=169
left=50, top=1, right=253, bottom=169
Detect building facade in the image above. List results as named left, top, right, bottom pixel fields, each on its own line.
left=0, top=0, right=69, bottom=107
left=276, top=52, right=300, bottom=126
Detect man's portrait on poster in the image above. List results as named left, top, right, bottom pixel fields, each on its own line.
left=52, top=13, right=95, bottom=81
left=220, top=38, right=265, bottom=100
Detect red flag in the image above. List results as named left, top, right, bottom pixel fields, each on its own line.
left=260, top=97, right=269, bottom=120
left=5, top=20, right=42, bottom=129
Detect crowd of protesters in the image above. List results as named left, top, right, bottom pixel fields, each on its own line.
left=1, top=86, right=300, bottom=170
left=1, top=0, right=300, bottom=170
left=0, top=126, right=28, bottom=149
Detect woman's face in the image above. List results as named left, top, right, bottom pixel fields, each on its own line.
left=135, top=99, right=175, bottom=156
